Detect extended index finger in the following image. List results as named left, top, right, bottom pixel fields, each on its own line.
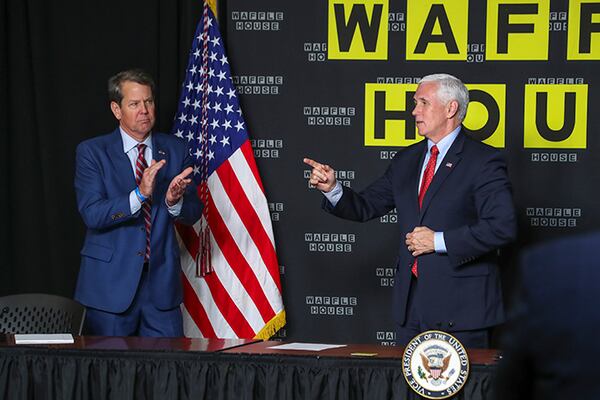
left=303, top=157, right=324, bottom=170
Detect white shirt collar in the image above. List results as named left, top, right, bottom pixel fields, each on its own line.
left=120, top=127, right=152, bottom=154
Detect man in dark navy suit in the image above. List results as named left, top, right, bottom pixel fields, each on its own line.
left=74, top=69, right=202, bottom=336
left=305, top=74, right=516, bottom=348
left=495, top=232, right=600, bottom=399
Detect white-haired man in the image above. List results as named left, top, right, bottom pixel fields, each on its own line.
left=304, top=74, right=516, bottom=348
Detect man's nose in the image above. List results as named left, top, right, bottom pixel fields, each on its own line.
left=140, top=102, right=148, bottom=113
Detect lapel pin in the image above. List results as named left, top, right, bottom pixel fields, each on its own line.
left=158, top=150, right=166, bottom=156
left=445, top=162, right=453, bottom=168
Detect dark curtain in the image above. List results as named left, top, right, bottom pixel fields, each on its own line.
left=0, top=0, right=203, bottom=296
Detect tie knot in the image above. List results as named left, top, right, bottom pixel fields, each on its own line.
left=430, top=145, right=439, bottom=156
left=137, top=143, right=147, bottom=152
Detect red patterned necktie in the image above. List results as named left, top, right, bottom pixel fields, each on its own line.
left=412, top=145, right=439, bottom=277
left=135, top=143, right=152, bottom=262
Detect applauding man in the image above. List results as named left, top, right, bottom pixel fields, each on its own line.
left=74, top=69, right=202, bottom=337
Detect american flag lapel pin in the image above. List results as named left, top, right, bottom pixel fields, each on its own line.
left=445, top=162, right=453, bottom=168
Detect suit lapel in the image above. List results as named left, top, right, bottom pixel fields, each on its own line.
left=412, top=141, right=428, bottom=214
left=107, top=129, right=136, bottom=190
left=419, top=133, right=464, bottom=221
left=151, top=134, right=169, bottom=223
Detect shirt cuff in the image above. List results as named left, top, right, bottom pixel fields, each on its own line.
left=322, top=181, right=343, bottom=207
left=129, top=190, right=142, bottom=214
left=434, top=232, right=447, bottom=253
left=166, top=197, right=183, bottom=217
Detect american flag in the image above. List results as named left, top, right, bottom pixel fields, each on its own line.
left=171, top=2, right=285, bottom=339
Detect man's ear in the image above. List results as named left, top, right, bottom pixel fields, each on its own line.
left=447, top=100, right=459, bottom=119
left=110, top=101, right=122, bottom=120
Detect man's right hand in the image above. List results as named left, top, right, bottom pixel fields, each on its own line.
left=139, top=159, right=166, bottom=198
left=303, top=157, right=337, bottom=193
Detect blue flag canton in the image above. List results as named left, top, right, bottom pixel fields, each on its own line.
left=172, top=8, right=248, bottom=181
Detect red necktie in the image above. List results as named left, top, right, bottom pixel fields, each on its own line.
left=412, top=145, right=439, bottom=277
left=135, top=144, right=152, bottom=262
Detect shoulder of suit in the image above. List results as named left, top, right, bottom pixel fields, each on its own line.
left=76, top=129, right=119, bottom=151
left=461, top=134, right=500, bottom=155
left=153, top=131, right=186, bottom=147
left=389, top=140, right=426, bottom=161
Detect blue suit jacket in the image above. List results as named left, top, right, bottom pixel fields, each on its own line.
left=496, top=232, right=600, bottom=400
left=74, top=129, right=202, bottom=313
left=325, top=133, right=517, bottom=332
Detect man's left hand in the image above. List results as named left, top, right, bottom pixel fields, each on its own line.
left=405, top=226, right=435, bottom=256
left=166, top=167, right=194, bottom=206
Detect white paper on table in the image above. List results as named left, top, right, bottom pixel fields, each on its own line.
left=267, top=342, right=347, bottom=351
left=14, top=334, right=74, bottom=344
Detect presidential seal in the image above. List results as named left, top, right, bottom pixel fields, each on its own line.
left=402, top=330, right=470, bottom=399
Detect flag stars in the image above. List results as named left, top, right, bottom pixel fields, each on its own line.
left=207, top=150, right=215, bottom=160
left=175, top=129, right=184, bottom=138
left=220, top=54, right=228, bottom=65
left=220, top=136, right=230, bottom=147
left=183, top=97, right=191, bottom=107
left=178, top=113, right=188, bottom=124
left=186, top=81, right=194, bottom=92
left=207, top=84, right=214, bottom=94
left=224, top=104, right=234, bottom=114
left=190, top=115, right=198, bottom=125
left=193, top=48, right=201, bottom=58
left=213, top=102, right=222, bottom=112
left=189, top=65, right=197, bottom=75
left=210, top=36, right=220, bottom=47
left=210, top=119, right=220, bottom=129
left=215, top=86, right=224, bottom=97
left=193, top=99, right=201, bottom=110
left=226, top=88, right=236, bottom=99
left=194, top=148, right=202, bottom=159
left=195, top=82, right=203, bottom=93
left=223, top=119, right=232, bottom=130
left=217, top=70, right=227, bottom=81
left=209, top=135, right=217, bottom=145
left=193, top=165, right=200, bottom=175
left=208, top=68, right=215, bottom=78
left=209, top=52, right=218, bottom=62
left=235, top=121, right=244, bottom=132
left=186, top=131, right=194, bottom=142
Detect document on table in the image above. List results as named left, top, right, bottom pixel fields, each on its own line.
left=14, top=334, right=74, bottom=344
left=267, top=342, right=346, bottom=351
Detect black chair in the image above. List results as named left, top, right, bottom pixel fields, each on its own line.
left=0, top=293, right=86, bottom=335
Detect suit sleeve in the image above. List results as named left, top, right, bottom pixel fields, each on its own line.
left=443, top=151, right=517, bottom=266
left=169, top=144, right=203, bottom=226
left=324, top=165, right=396, bottom=222
left=74, top=142, right=135, bottom=230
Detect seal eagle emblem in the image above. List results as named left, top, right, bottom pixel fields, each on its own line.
left=402, top=330, right=470, bottom=399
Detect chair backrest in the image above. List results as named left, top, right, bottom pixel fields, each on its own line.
left=0, top=293, right=86, bottom=335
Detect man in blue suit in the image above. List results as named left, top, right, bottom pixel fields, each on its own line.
left=304, top=74, right=516, bottom=348
left=495, top=232, right=600, bottom=399
left=74, top=69, right=202, bottom=336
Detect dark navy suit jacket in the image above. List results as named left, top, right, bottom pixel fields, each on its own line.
left=325, top=133, right=517, bottom=332
left=74, top=129, right=202, bottom=313
left=496, top=232, right=600, bottom=400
